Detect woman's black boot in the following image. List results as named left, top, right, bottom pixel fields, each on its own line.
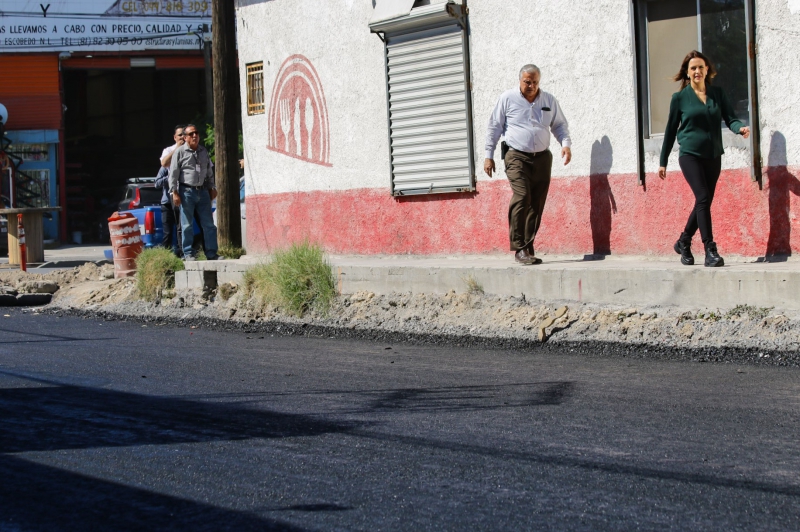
left=673, top=239, right=694, bottom=265
left=704, top=241, right=724, bottom=267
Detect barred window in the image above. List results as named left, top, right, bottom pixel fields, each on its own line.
left=246, top=62, right=265, bottom=116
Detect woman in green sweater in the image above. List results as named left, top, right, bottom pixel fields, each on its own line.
left=658, top=50, right=750, bottom=267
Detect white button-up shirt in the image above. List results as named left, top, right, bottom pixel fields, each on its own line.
left=485, top=88, right=571, bottom=159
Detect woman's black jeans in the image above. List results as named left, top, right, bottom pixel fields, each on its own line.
left=678, top=155, right=722, bottom=247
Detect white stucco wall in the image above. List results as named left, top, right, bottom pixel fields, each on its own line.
left=236, top=0, right=800, bottom=198
left=236, top=0, right=390, bottom=196
left=468, top=0, right=640, bottom=178
left=757, top=0, right=800, bottom=167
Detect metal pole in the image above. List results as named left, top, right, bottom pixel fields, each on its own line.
left=58, top=129, right=67, bottom=242
left=7, top=167, right=14, bottom=208
left=744, top=0, right=762, bottom=184
left=630, top=0, right=647, bottom=186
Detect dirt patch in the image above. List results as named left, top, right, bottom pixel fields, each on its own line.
left=0, top=263, right=135, bottom=307
left=1, top=263, right=113, bottom=289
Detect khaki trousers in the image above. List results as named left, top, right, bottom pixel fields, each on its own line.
left=504, top=148, right=553, bottom=251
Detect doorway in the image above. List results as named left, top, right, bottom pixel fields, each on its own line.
left=62, top=67, right=206, bottom=243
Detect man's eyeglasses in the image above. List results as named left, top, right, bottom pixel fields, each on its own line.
left=184, top=131, right=199, bottom=137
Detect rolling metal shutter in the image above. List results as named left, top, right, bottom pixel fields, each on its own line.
left=385, top=25, right=473, bottom=196
left=372, top=2, right=474, bottom=197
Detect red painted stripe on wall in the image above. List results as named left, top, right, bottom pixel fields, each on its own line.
left=246, top=166, right=800, bottom=257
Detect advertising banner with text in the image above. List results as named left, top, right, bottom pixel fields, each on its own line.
left=0, top=0, right=211, bottom=52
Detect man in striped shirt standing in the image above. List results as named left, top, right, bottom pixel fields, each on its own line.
left=168, top=123, right=221, bottom=261
left=484, top=64, right=572, bottom=265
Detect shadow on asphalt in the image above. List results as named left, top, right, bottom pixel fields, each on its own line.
left=0, top=455, right=310, bottom=531
left=189, top=381, right=575, bottom=414
left=0, top=372, right=360, bottom=529
left=3, top=371, right=799, bottom=529
left=364, top=381, right=574, bottom=412
left=0, top=372, right=363, bottom=454
left=0, top=325, right=117, bottom=345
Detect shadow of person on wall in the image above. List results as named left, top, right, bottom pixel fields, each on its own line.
left=763, top=131, right=800, bottom=261
left=584, top=136, right=616, bottom=260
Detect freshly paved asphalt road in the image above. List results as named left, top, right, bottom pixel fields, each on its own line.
left=1, top=310, right=799, bottom=531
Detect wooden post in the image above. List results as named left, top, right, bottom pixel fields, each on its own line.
left=212, top=0, right=242, bottom=248
left=2, top=208, right=55, bottom=265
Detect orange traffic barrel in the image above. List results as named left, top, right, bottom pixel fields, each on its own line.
left=108, top=211, right=144, bottom=278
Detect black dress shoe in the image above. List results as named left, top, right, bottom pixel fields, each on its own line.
left=526, top=244, right=543, bottom=264
left=704, top=241, right=724, bottom=267
left=673, top=240, right=694, bottom=265
left=514, top=249, right=541, bottom=265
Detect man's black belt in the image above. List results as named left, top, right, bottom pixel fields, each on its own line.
left=180, top=184, right=205, bottom=190
left=509, top=146, right=550, bottom=157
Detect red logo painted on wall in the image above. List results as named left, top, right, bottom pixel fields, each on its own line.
left=267, top=54, right=332, bottom=166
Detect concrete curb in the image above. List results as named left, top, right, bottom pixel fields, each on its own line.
left=176, top=254, right=800, bottom=311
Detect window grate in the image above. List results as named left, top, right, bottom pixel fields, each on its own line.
left=246, top=62, right=265, bottom=116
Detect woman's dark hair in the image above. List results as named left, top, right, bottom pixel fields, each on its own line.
left=674, top=50, right=717, bottom=90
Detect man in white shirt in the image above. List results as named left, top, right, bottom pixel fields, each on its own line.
left=160, top=124, right=185, bottom=168
left=485, top=64, right=572, bottom=264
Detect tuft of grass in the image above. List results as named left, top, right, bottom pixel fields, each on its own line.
left=136, top=248, right=185, bottom=302
left=462, top=274, right=484, bottom=295
left=243, top=241, right=335, bottom=316
left=218, top=244, right=246, bottom=260
left=699, top=310, right=722, bottom=322
left=725, top=304, right=773, bottom=321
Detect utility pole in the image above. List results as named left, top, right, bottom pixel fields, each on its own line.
left=212, top=0, right=242, bottom=247
left=203, top=36, right=213, bottom=120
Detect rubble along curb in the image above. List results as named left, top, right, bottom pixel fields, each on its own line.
left=8, top=262, right=799, bottom=367
left=38, top=302, right=800, bottom=368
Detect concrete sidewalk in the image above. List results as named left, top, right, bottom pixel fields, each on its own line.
left=177, top=253, right=800, bottom=311
left=0, top=244, right=110, bottom=270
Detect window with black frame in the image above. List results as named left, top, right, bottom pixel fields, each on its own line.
left=638, top=0, right=749, bottom=137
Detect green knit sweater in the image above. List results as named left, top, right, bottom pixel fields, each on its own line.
left=659, top=84, right=744, bottom=168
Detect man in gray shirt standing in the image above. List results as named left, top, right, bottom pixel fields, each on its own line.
left=168, top=123, right=221, bottom=261
left=485, top=64, right=572, bottom=264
